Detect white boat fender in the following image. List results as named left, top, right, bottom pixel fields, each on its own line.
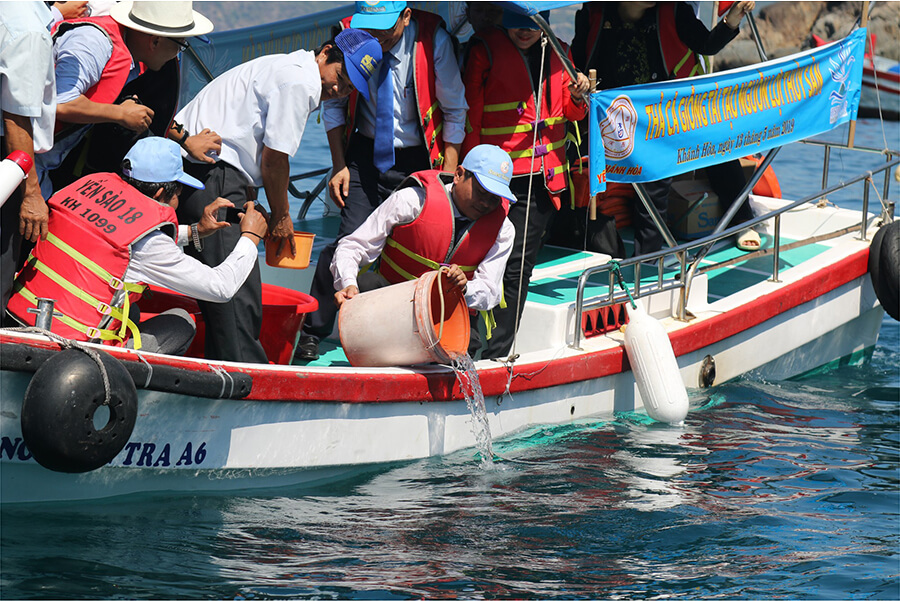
left=867, top=220, right=899, bottom=321
left=0, top=150, right=32, bottom=209
left=21, top=348, right=137, bottom=473
left=623, top=300, right=690, bottom=425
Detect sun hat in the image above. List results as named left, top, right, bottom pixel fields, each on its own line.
left=334, top=29, right=382, bottom=102
left=350, top=1, right=407, bottom=30
left=462, top=145, right=516, bottom=203
left=110, top=1, right=214, bottom=38
left=502, top=9, right=550, bottom=31
left=123, top=137, right=205, bottom=190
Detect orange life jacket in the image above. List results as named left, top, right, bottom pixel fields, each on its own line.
left=582, top=3, right=705, bottom=81
left=340, top=10, right=447, bottom=169
left=8, top=174, right=178, bottom=348
left=52, top=16, right=142, bottom=133
left=464, top=27, right=581, bottom=208
left=378, top=170, right=508, bottom=285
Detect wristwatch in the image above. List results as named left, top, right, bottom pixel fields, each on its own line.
left=190, top=223, right=203, bottom=252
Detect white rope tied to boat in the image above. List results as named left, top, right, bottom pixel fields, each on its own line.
left=209, top=363, right=235, bottom=399
left=8, top=326, right=112, bottom=406
left=135, top=352, right=154, bottom=388
left=509, top=34, right=549, bottom=363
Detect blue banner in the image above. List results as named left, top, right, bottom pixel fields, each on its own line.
left=589, top=29, right=867, bottom=195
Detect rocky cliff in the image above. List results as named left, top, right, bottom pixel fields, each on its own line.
left=716, top=1, right=899, bottom=70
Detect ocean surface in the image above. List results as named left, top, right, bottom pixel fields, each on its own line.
left=1, top=120, right=898, bottom=599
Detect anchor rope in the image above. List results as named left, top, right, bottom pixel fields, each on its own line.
left=508, top=35, right=549, bottom=364
left=209, top=363, right=235, bottom=399
left=7, top=326, right=112, bottom=406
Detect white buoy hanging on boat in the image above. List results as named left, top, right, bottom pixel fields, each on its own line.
left=0, top=150, right=32, bottom=209
left=624, top=299, right=689, bottom=425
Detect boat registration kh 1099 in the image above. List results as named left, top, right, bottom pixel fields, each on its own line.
left=1, top=436, right=211, bottom=468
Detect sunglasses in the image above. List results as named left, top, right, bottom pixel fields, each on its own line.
left=170, top=38, right=190, bottom=52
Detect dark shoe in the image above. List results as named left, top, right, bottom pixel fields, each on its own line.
left=296, top=335, right=320, bottom=361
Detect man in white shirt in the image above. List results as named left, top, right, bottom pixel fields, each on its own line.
left=331, top=144, right=516, bottom=357
left=0, top=2, right=57, bottom=319
left=8, top=137, right=268, bottom=356
left=172, top=28, right=383, bottom=363
left=301, top=0, right=468, bottom=360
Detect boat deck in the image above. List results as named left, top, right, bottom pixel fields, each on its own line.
left=288, top=211, right=831, bottom=367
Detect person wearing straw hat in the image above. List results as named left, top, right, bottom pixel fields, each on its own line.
left=172, top=29, right=383, bottom=364
left=330, top=144, right=516, bottom=358
left=34, top=0, right=214, bottom=199
left=8, top=137, right=268, bottom=356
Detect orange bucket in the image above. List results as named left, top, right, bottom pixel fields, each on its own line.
left=339, top=270, right=470, bottom=367
left=265, top=231, right=315, bottom=269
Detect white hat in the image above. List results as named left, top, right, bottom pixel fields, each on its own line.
left=110, top=1, right=214, bottom=38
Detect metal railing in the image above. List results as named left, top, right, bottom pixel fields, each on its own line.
left=570, top=145, right=899, bottom=350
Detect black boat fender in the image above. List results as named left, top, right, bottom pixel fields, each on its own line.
left=21, top=348, right=137, bottom=473
left=868, top=220, right=899, bottom=321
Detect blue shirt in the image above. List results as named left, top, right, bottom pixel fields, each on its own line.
left=323, top=18, right=468, bottom=148
left=35, top=24, right=141, bottom=198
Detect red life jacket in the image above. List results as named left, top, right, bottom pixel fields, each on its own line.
left=464, top=27, right=581, bottom=208
left=582, top=3, right=705, bottom=81
left=378, top=171, right=508, bottom=286
left=340, top=9, right=447, bottom=169
left=52, top=16, right=141, bottom=133
left=8, top=173, right=178, bottom=348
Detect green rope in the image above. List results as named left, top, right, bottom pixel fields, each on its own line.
left=609, top=260, right=637, bottom=309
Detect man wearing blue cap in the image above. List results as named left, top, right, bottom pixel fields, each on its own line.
left=171, top=29, right=382, bottom=363
left=301, top=0, right=468, bottom=360
left=8, top=137, right=268, bottom=356
left=329, top=144, right=515, bottom=357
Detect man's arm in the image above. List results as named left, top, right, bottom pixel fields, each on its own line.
left=2, top=112, right=48, bottom=243
left=56, top=96, right=153, bottom=131
left=432, top=26, right=467, bottom=171
left=260, top=144, right=295, bottom=255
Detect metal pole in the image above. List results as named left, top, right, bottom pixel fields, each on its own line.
left=770, top=215, right=781, bottom=282
left=710, top=146, right=781, bottom=239
left=860, top=176, right=870, bottom=241
left=822, top=145, right=831, bottom=190
left=633, top=183, right=679, bottom=249
left=848, top=1, right=870, bottom=148
left=746, top=13, right=769, bottom=62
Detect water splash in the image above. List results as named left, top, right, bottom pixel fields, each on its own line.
left=451, top=354, right=494, bottom=466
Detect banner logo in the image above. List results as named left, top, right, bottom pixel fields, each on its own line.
left=600, top=95, right=637, bottom=159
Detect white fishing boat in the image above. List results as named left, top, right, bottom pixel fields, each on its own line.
left=1, top=2, right=897, bottom=504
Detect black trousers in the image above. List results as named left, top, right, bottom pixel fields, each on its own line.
left=176, top=161, right=268, bottom=364
left=482, top=175, right=558, bottom=360
left=303, top=136, right=430, bottom=339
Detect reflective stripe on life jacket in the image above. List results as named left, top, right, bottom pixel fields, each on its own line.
left=466, top=27, right=574, bottom=205
left=582, top=3, right=705, bottom=81
left=341, top=10, right=447, bottom=169
left=378, top=170, right=508, bottom=286
left=7, top=173, right=178, bottom=348
left=52, top=16, right=140, bottom=133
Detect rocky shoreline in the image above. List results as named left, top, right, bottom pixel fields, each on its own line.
left=716, top=1, right=899, bottom=70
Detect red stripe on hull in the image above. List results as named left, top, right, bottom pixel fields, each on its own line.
left=0, top=250, right=870, bottom=403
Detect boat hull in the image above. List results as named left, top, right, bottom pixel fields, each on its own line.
left=0, top=264, right=882, bottom=503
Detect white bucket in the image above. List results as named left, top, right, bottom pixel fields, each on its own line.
left=338, top=270, right=471, bottom=367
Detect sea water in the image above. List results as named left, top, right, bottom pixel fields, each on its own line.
left=1, top=119, right=897, bottom=599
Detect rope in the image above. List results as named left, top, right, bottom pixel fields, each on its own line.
left=424, top=268, right=449, bottom=354
left=135, top=352, right=153, bottom=388
left=609, top=260, right=638, bottom=309
left=209, top=363, right=235, bottom=399
left=509, top=35, right=549, bottom=362
left=8, top=326, right=112, bottom=406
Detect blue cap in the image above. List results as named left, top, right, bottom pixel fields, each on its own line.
left=462, top=145, right=515, bottom=203
left=335, top=28, right=382, bottom=101
left=502, top=9, right=549, bottom=31
left=351, top=1, right=407, bottom=30
left=122, top=137, right=204, bottom=190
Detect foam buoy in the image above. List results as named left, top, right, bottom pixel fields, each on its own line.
left=868, top=221, right=899, bottom=321
left=0, top=150, right=33, bottom=209
left=624, top=300, right=689, bottom=424
left=21, top=348, right=138, bottom=473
